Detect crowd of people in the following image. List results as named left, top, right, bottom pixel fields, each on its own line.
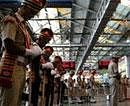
left=0, top=0, right=129, bottom=106
left=67, top=70, right=97, bottom=104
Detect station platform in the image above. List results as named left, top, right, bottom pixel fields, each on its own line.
left=61, top=86, right=130, bottom=106
left=62, top=96, right=130, bottom=106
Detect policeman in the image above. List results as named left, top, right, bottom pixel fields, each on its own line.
left=0, top=0, right=46, bottom=106
left=30, top=28, right=53, bottom=106
left=108, top=57, right=119, bottom=106
left=39, top=46, right=54, bottom=106
left=53, top=56, right=65, bottom=106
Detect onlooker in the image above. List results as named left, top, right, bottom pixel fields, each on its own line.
left=0, top=0, right=46, bottom=105
left=108, top=57, right=119, bottom=106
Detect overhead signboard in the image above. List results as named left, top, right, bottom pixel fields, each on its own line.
left=98, top=60, right=110, bottom=69
left=47, top=0, right=72, bottom=8
left=63, top=61, right=75, bottom=70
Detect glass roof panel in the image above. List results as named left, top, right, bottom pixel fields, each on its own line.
left=26, top=0, right=130, bottom=68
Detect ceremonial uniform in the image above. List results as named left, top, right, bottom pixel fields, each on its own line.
left=0, top=13, right=28, bottom=106
left=38, top=46, right=54, bottom=106
left=30, top=28, right=53, bottom=106
left=53, top=56, right=65, bottom=106
left=0, top=0, right=46, bottom=105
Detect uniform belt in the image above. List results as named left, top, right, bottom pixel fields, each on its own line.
left=17, top=56, right=25, bottom=63
left=16, top=56, right=26, bottom=66
left=16, top=61, right=26, bottom=67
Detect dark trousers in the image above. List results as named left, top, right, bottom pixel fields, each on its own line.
left=31, top=78, right=41, bottom=106
left=45, top=83, right=54, bottom=106
left=60, top=81, right=66, bottom=104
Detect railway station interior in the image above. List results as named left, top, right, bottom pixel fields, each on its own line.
left=0, top=0, right=130, bottom=106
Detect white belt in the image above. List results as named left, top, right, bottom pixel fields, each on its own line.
left=17, top=56, right=25, bottom=63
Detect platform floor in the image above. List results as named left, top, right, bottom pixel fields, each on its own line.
left=63, top=96, right=130, bottom=106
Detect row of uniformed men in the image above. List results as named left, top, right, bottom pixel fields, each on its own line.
left=0, top=0, right=65, bottom=106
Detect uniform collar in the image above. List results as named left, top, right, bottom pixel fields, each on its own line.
left=15, top=12, right=25, bottom=23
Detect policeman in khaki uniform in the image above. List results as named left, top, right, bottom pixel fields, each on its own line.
left=53, top=56, right=65, bottom=106
left=38, top=46, right=54, bottom=106
left=30, top=28, right=53, bottom=106
left=0, top=0, right=46, bottom=106
left=108, top=57, right=119, bottom=106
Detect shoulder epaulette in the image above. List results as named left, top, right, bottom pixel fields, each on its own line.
left=2, top=15, right=16, bottom=24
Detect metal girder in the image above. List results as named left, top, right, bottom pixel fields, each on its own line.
left=101, top=32, right=124, bottom=35
left=49, top=43, right=130, bottom=47
left=91, top=32, right=127, bottom=68
left=48, top=44, right=85, bottom=47
left=70, top=0, right=91, bottom=64
left=110, top=18, right=130, bottom=21
left=92, top=49, right=130, bottom=51
left=89, top=54, right=122, bottom=56
left=76, top=0, right=120, bottom=72
left=31, top=18, right=96, bottom=21
left=95, top=43, right=130, bottom=47
left=72, top=3, right=96, bottom=14
left=31, top=18, right=130, bottom=21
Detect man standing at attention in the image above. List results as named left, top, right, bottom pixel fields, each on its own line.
left=0, top=0, right=46, bottom=106
left=30, top=28, right=53, bottom=106
left=108, top=57, right=119, bottom=106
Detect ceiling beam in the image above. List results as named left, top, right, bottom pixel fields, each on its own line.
left=48, top=44, right=85, bottom=47
left=101, top=32, right=124, bottom=35
left=31, top=18, right=130, bottom=21
left=49, top=43, right=130, bottom=47
left=92, top=49, right=130, bottom=51
left=76, top=0, right=120, bottom=72
left=72, top=3, right=96, bottom=14
left=95, top=43, right=130, bottom=47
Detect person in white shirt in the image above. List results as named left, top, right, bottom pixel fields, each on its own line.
left=108, top=57, right=119, bottom=106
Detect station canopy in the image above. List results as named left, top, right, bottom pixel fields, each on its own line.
left=27, top=0, right=130, bottom=72
left=1, top=0, right=130, bottom=73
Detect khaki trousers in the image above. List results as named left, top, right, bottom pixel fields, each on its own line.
left=0, top=64, right=26, bottom=106
left=110, top=78, right=119, bottom=106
